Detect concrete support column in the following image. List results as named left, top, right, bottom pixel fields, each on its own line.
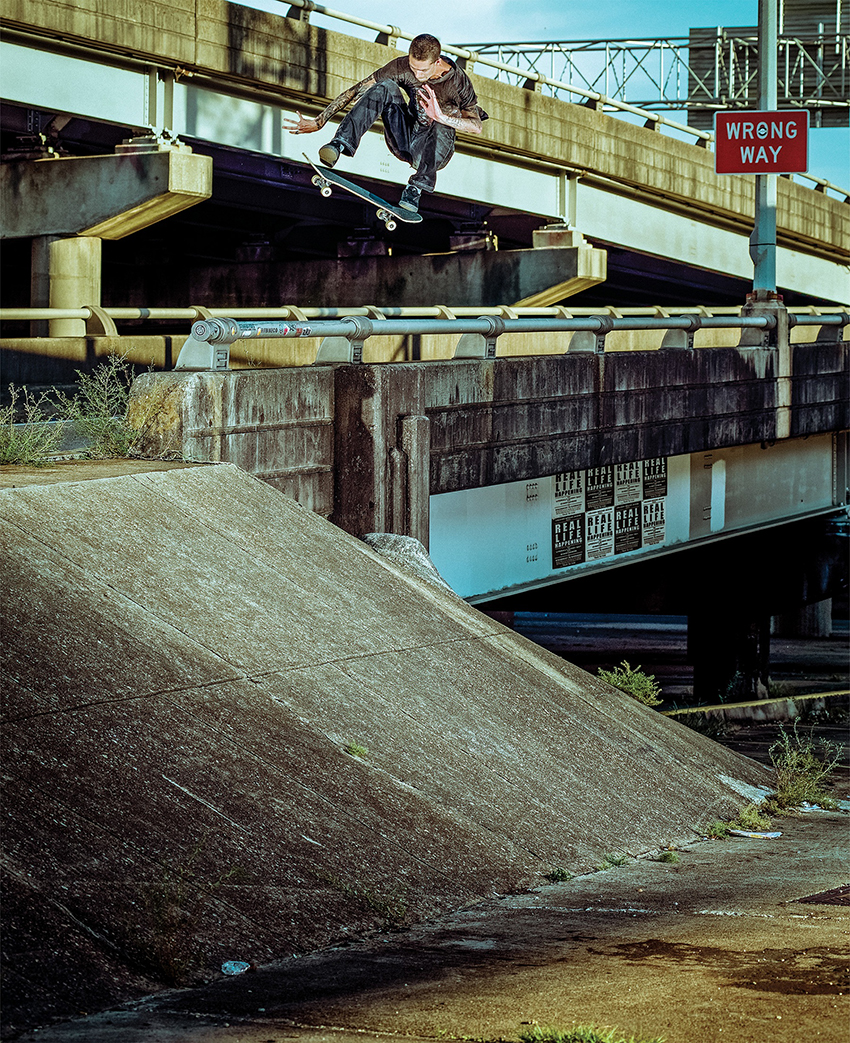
left=30, top=235, right=60, bottom=337
left=739, top=295, right=791, bottom=439
left=772, top=599, right=833, bottom=638
left=48, top=236, right=102, bottom=337
left=688, top=609, right=771, bottom=703
left=399, top=415, right=431, bottom=548
left=331, top=366, right=428, bottom=539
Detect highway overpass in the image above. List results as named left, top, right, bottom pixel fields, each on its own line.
left=1, top=0, right=848, bottom=319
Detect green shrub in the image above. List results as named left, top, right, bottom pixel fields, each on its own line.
left=706, top=819, right=732, bottom=839
left=0, top=384, right=64, bottom=465
left=735, top=802, right=773, bottom=831
left=704, top=801, right=775, bottom=839
left=544, top=867, right=573, bottom=883
left=769, top=722, right=841, bottom=809
left=598, top=661, right=663, bottom=707
left=595, top=852, right=630, bottom=871
left=54, top=354, right=141, bottom=458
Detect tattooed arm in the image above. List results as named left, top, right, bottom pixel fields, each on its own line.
left=283, top=74, right=377, bottom=134
left=417, top=84, right=483, bottom=134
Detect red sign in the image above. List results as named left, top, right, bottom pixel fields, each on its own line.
left=714, top=111, right=808, bottom=174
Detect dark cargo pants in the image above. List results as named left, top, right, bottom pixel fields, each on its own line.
left=330, top=80, right=455, bottom=193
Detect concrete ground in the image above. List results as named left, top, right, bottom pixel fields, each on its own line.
left=12, top=803, right=849, bottom=1043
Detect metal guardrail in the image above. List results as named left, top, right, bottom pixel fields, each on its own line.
left=3, top=304, right=846, bottom=337
left=2, top=305, right=845, bottom=323
left=171, top=310, right=849, bottom=369
left=279, top=0, right=850, bottom=201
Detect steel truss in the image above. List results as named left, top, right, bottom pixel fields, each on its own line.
left=463, top=31, right=849, bottom=127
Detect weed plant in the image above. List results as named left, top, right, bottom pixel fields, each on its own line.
left=344, top=742, right=369, bottom=759
left=655, top=850, right=680, bottom=864
left=705, top=801, right=774, bottom=838
left=519, top=1024, right=665, bottom=1043
left=0, top=384, right=64, bottom=464
left=544, top=867, right=573, bottom=883
left=3, top=355, right=182, bottom=464
left=595, top=852, right=630, bottom=871
left=794, top=697, right=850, bottom=727
left=597, top=661, right=663, bottom=707
left=53, top=354, right=142, bottom=457
left=735, top=802, right=773, bottom=831
left=705, top=819, right=732, bottom=839
left=769, top=721, right=841, bottom=809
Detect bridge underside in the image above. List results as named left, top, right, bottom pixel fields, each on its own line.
left=1, top=104, right=845, bottom=326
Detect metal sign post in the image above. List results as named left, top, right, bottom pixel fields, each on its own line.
left=751, top=0, right=779, bottom=294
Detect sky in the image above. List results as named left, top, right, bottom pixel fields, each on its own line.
left=238, top=0, right=848, bottom=189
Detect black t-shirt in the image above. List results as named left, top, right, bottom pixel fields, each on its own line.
left=373, top=56, right=488, bottom=125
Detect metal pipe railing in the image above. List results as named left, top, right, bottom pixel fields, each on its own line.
left=172, top=309, right=847, bottom=368
left=2, top=305, right=846, bottom=324
left=190, top=313, right=786, bottom=346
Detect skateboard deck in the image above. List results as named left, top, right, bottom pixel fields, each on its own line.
left=303, top=153, right=423, bottom=230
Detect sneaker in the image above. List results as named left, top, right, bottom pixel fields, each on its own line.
left=318, top=142, right=340, bottom=168
left=399, top=184, right=422, bottom=212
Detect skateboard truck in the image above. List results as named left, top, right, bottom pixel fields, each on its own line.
left=304, top=153, right=420, bottom=231
left=310, top=170, right=400, bottom=230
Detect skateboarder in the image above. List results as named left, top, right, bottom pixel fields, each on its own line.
left=284, top=34, right=487, bottom=213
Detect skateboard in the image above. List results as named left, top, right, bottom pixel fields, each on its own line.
left=303, top=153, right=422, bottom=231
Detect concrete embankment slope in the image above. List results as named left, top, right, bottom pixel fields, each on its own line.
left=1, top=463, right=772, bottom=1033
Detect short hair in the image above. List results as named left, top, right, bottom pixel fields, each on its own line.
left=409, top=34, right=441, bottom=62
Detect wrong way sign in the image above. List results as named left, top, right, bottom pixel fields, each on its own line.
left=714, top=110, right=809, bottom=174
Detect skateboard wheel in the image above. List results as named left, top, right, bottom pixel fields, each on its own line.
left=312, top=174, right=332, bottom=197
left=385, top=219, right=397, bottom=231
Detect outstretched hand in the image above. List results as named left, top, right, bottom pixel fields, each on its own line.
left=417, top=84, right=443, bottom=123
left=283, top=111, right=320, bottom=134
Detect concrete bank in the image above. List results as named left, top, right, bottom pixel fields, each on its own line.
left=1, top=463, right=773, bottom=1036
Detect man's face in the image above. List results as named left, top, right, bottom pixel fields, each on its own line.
left=409, top=57, right=439, bottom=82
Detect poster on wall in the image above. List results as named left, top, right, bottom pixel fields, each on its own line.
left=615, top=461, right=642, bottom=504
left=642, top=497, right=666, bottom=545
left=552, top=515, right=585, bottom=568
left=554, top=471, right=585, bottom=516
left=550, top=455, right=670, bottom=571
left=614, top=502, right=642, bottom=554
left=585, top=507, right=615, bottom=560
left=642, top=457, right=668, bottom=499
left=586, top=466, right=614, bottom=511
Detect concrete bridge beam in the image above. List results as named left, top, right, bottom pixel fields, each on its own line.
left=198, top=243, right=607, bottom=310
left=0, top=145, right=212, bottom=241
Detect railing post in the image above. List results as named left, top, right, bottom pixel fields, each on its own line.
left=316, top=316, right=374, bottom=364
left=453, top=316, right=504, bottom=359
